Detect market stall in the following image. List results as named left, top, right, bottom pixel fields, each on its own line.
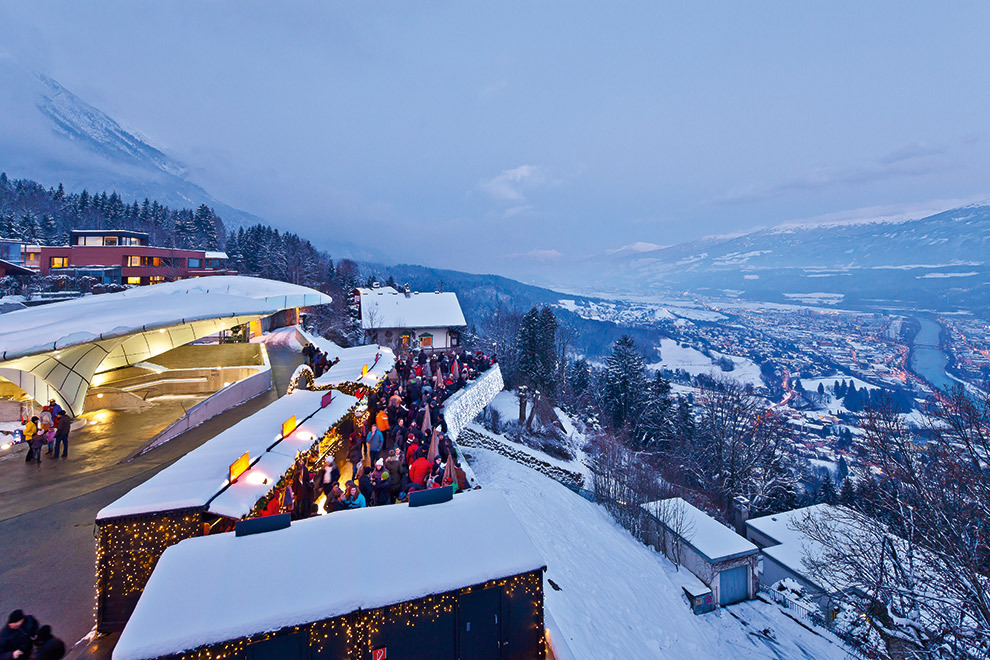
left=113, top=490, right=546, bottom=660
left=95, top=389, right=358, bottom=632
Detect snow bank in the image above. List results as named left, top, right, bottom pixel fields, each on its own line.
left=467, top=446, right=850, bottom=660
left=113, top=490, right=543, bottom=660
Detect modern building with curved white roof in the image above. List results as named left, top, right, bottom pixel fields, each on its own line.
left=0, top=276, right=331, bottom=415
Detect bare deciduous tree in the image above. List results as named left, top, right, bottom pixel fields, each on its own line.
left=797, top=389, right=990, bottom=659
left=686, top=376, right=796, bottom=513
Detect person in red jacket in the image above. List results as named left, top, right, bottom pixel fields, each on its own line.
left=408, top=451, right=432, bottom=487
left=404, top=434, right=420, bottom=466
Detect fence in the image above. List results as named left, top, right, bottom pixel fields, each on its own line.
left=442, top=364, right=504, bottom=441
left=136, top=365, right=273, bottom=456
left=757, top=583, right=870, bottom=659
left=457, top=426, right=585, bottom=489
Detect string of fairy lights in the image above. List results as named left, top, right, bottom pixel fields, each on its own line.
left=95, top=400, right=365, bottom=631
left=135, top=570, right=544, bottom=660
left=93, top=363, right=535, bottom=656
left=438, top=365, right=504, bottom=440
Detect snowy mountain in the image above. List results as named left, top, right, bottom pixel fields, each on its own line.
left=0, top=53, right=268, bottom=228
left=580, top=203, right=990, bottom=312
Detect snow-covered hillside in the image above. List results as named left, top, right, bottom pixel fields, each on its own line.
left=466, top=444, right=852, bottom=659
left=649, top=338, right=764, bottom=388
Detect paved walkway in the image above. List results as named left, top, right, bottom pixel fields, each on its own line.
left=0, top=345, right=302, bottom=653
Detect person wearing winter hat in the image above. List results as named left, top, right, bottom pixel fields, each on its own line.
left=32, top=625, right=65, bottom=660
left=0, top=610, right=31, bottom=660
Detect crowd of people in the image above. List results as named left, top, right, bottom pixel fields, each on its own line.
left=301, top=343, right=338, bottom=377
left=1, top=400, right=72, bottom=466
left=0, top=610, right=65, bottom=660
left=281, top=347, right=497, bottom=518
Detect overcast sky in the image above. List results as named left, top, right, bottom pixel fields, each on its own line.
left=2, top=1, right=989, bottom=275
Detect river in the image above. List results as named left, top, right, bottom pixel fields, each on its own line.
left=910, top=316, right=955, bottom=391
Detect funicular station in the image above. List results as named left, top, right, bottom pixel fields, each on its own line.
left=0, top=276, right=539, bottom=659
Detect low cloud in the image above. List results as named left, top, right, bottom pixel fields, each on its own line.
left=507, top=247, right=564, bottom=260
left=712, top=142, right=955, bottom=205
left=478, top=164, right=545, bottom=203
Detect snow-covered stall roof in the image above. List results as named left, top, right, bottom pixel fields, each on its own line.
left=359, top=290, right=466, bottom=330
left=97, top=389, right=355, bottom=521
left=112, top=490, right=545, bottom=660
left=313, top=343, right=396, bottom=390
left=207, top=392, right=358, bottom=520
left=641, top=498, right=758, bottom=562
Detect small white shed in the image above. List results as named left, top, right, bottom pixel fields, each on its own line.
left=641, top=498, right=759, bottom=607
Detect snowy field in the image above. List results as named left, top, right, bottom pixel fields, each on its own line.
left=467, top=446, right=852, bottom=660
left=800, top=375, right=879, bottom=393
left=649, top=338, right=764, bottom=388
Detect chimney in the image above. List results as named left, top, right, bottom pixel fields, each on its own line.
left=732, top=496, right=751, bottom=535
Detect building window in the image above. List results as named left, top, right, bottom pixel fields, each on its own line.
left=419, top=334, right=433, bottom=348
left=126, top=255, right=142, bottom=267
left=49, top=257, right=69, bottom=268
left=149, top=276, right=166, bottom=284
left=126, top=276, right=142, bottom=285
left=400, top=334, right=411, bottom=349
left=206, top=259, right=222, bottom=269
left=188, top=258, right=202, bottom=268
left=104, top=236, right=118, bottom=246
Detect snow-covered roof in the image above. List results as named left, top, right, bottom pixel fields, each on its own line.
left=745, top=504, right=834, bottom=548
left=206, top=392, right=358, bottom=519
left=313, top=343, right=396, bottom=390
left=359, top=290, right=466, bottom=330
left=97, top=389, right=356, bottom=521
left=355, top=285, right=398, bottom=295
left=203, top=251, right=228, bottom=260
left=745, top=504, right=846, bottom=589
left=642, top=498, right=758, bottom=562
left=0, top=276, right=331, bottom=362
left=113, top=490, right=545, bottom=660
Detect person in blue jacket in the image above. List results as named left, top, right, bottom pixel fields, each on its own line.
left=366, top=423, right=384, bottom=465
left=343, top=482, right=366, bottom=509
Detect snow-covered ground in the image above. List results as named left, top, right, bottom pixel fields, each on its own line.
left=467, top=445, right=852, bottom=660
left=487, top=390, right=520, bottom=422
left=649, top=338, right=764, bottom=388
left=250, top=326, right=303, bottom=351
left=800, top=375, right=879, bottom=392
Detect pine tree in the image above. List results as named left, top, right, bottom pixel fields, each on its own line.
left=635, top=371, right=674, bottom=449
left=599, top=335, right=649, bottom=430
left=517, top=308, right=543, bottom=392
left=568, top=358, right=591, bottom=397
left=839, top=477, right=856, bottom=506
left=818, top=475, right=838, bottom=504
left=537, top=306, right=559, bottom=396
left=193, top=204, right=220, bottom=249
